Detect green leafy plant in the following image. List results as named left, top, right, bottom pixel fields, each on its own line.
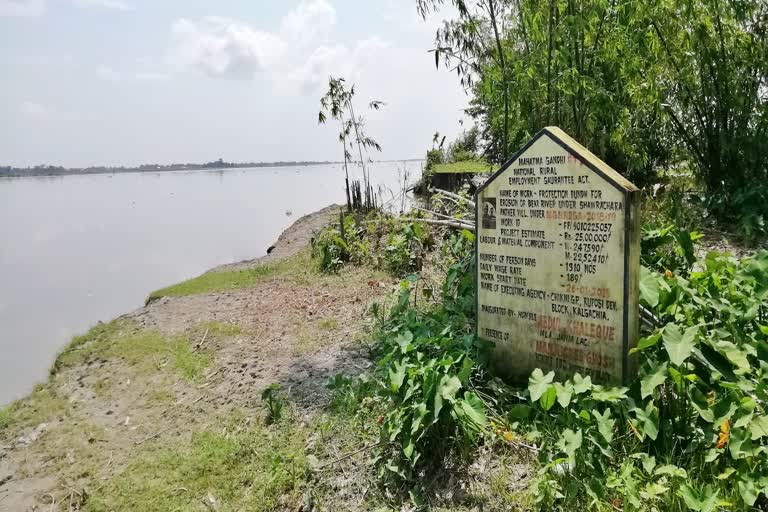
left=262, top=383, right=284, bottom=425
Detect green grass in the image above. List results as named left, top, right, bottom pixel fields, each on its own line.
left=0, top=404, right=14, bottom=431
left=432, top=160, right=498, bottom=174
left=147, top=250, right=319, bottom=300
left=318, top=317, right=339, bottom=331
left=52, top=320, right=211, bottom=382
left=0, top=385, right=70, bottom=435
left=86, top=423, right=309, bottom=512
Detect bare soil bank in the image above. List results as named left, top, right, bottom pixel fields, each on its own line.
left=0, top=205, right=390, bottom=511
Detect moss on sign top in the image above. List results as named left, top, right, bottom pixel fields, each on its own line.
left=432, top=160, right=498, bottom=174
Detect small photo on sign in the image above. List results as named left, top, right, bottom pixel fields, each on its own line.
left=482, top=198, right=497, bottom=229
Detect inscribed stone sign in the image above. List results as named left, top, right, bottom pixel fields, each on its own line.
left=475, top=127, right=640, bottom=385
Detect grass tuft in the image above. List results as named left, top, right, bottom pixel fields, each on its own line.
left=0, top=385, right=69, bottom=435
left=86, top=424, right=308, bottom=512
left=52, top=320, right=211, bottom=382
left=147, top=250, right=320, bottom=301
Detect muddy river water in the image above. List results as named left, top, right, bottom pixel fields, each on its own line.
left=0, top=162, right=416, bottom=405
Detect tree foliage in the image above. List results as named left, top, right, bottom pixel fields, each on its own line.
left=419, top=0, right=768, bottom=222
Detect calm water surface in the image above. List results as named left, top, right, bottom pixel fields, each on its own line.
left=0, top=162, right=415, bottom=405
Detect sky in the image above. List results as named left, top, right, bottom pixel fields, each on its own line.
left=0, top=0, right=469, bottom=168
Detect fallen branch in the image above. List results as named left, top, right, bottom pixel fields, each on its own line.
left=314, top=441, right=383, bottom=471
left=412, top=206, right=473, bottom=224
left=135, top=425, right=174, bottom=446
left=399, top=217, right=475, bottom=231
left=429, top=187, right=476, bottom=208
left=195, top=328, right=210, bottom=352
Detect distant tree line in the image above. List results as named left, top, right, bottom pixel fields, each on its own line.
left=0, top=159, right=341, bottom=178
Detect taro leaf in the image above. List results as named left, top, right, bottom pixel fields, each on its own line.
left=528, top=368, right=555, bottom=401
left=655, top=465, right=687, bottom=479
left=713, top=340, right=751, bottom=374
left=572, top=373, right=592, bottom=394
left=507, top=404, right=531, bottom=420
left=559, top=428, right=583, bottom=468
left=688, top=386, right=715, bottom=423
left=554, top=381, right=574, bottom=408
left=643, top=482, right=668, bottom=500
left=632, top=402, right=659, bottom=441
left=540, top=386, right=557, bottom=411
left=678, top=484, right=719, bottom=512
left=591, top=386, right=629, bottom=402
left=640, top=267, right=660, bottom=307
left=663, top=324, right=698, bottom=366
left=729, top=427, right=753, bottom=459
left=711, top=398, right=738, bottom=429
left=749, top=416, right=768, bottom=440
left=632, top=331, right=662, bottom=353
left=389, top=360, right=407, bottom=393
left=738, top=476, right=759, bottom=507
left=593, top=409, right=615, bottom=443
left=410, top=402, right=427, bottom=435
left=396, top=330, right=414, bottom=353
left=641, top=361, right=668, bottom=399
left=438, top=374, right=462, bottom=402
left=457, top=391, right=487, bottom=430
left=458, top=356, right=474, bottom=384
left=403, top=436, right=415, bottom=459
left=734, top=397, right=756, bottom=429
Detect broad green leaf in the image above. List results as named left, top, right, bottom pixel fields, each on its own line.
left=539, top=386, right=557, bottom=411
left=632, top=331, right=662, bottom=353
left=507, top=404, right=531, bottom=420
left=591, top=386, right=628, bottom=402
left=632, top=402, right=659, bottom=441
left=729, top=428, right=753, bottom=459
left=641, top=361, right=668, bottom=399
left=656, top=464, right=687, bottom=479
left=713, top=340, right=751, bottom=373
left=664, top=324, right=698, bottom=366
left=640, top=266, right=660, bottom=307
left=457, top=391, right=487, bottom=430
left=749, top=416, right=768, bottom=440
left=738, top=477, right=759, bottom=507
left=528, top=368, right=555, bottom=401
left=395, top=330, right=413, bottom=353
left=593, top=409, right=615, bottom=443
left=389, top=360, right=407, bottom=393
left=410, top=402, right=427, bottom=435
left=559, top=428, right=582, bottom=468
left=734, top=397, right=756, bottom=429
left=438, top=374, right=462, bottom=401
left=572, top=373, right=592, bottom=394
left=642, top=481, right=668, bottom=500
left=554, top=381, right=573, bottom=408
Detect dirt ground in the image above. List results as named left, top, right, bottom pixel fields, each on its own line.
left=0, top=205, right=391, bottom=511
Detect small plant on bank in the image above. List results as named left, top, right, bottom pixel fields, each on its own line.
left=262, top=383, right=284, bottom=425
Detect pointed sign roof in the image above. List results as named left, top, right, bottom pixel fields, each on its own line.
left=477, top=126, right=639, bottom=195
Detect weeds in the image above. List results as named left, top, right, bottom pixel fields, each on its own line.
left=262, top=383, right=284, bottom=424
left=312, top=211, right=434, bottom=276
left=86, top=424, right=308, bottom=512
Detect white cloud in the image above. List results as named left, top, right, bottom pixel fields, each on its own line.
left=280, top=0, right=335, bottom=47
left=20, top=101, right=51, bottom=118
left=168, top=0, right=389, bottom=93
left=170, top=16, right=286, bottom=79
left=0, top=0, right=45, bottom=17
left=73, top=0, right=132, bottom=10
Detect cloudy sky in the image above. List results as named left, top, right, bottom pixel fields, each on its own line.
left=0, top=0, right=468, bottom=167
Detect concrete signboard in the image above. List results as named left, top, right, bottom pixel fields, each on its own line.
left=476, top=127, right=640, bottom=385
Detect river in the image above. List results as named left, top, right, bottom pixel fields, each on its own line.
left=0, top=162, right=417, bottom=405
